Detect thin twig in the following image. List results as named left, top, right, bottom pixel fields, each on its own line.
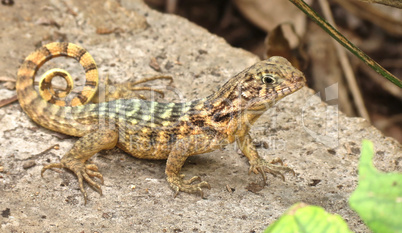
left=0, top=76, right=16, bottom=82
left=319, top=0, right=370, bottom=121
left=333, top=0, right=402, bottom=37
left=358, top=0, right=402, bottom=9
left=358, top=60, right=402, bottom=100
left=0, top=95, right=18, bottom=107
left=288, top=0, right=402, bottom=87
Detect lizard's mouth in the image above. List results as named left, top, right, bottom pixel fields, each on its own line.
left=270, top=75, right=306, bottom=100
left=277, top=81, right=305, bottom=98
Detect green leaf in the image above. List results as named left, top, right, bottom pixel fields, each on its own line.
left=264, top=203, right=353, bottom=233
left=349, top=140, right=402, bottom=233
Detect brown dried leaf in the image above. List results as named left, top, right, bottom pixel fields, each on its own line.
left=233, top=0, right=311, bottom=45
left=334, top=0, right=402, bottom=36
left=149, top=57, right=161, bottom=71
left=265, top=24, right=301, bottom=69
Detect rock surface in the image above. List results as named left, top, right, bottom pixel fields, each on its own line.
left=0, top=0, right=401, bottom=232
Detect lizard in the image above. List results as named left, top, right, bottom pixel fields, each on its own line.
left=16, top=42, right=306, bottom=203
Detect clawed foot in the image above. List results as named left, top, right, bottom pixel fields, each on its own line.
left=249, top=158, right=294, bottom=185
left=41, top=159, right=104, bottom=204
left=167, top=174, right=211, bottom=198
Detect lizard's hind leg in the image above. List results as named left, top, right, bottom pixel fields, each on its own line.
left=41, top=128, right=118, bottom=204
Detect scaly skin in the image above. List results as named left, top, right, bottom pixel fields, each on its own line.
left=16, top=42, right=306, bottom=203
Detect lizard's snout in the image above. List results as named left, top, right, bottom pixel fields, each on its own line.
left=294, top=74, right=307, bottom=85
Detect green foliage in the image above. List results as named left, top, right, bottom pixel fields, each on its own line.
left=264, top=140, right=402, bottom=233
left=264, top=203, right=353, bottom=233
left=349, top=140, right=402, bottom=233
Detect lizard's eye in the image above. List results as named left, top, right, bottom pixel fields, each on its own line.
left=262, top=74, right=275, bottom=84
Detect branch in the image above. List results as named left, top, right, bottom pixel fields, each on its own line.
left=288, top=0, right=402, bottom=88
left=358, top=0, right=402, bottom=9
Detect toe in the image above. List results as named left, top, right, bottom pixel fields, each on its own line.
left=86, top=167, right=104, bottom=184
left=182, top=176, right=201, bottom=185
left=167, top=174, right=210, bottom=197
left=86, top=164, right=99, bottom=172
left=41, top=163, right=63, bottom=177
left=82, top=172, right=103, bottom=195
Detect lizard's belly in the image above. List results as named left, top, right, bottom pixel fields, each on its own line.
left=116, top=126, right=229, bottom=160
left=117, top=136, right=171, bottom=160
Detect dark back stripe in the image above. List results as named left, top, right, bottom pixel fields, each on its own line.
left=170, top=103, right=186, bottom=118
left=149, top=131, right=158, bottom=146
left=55, top=105, right=65, bottom=118
left=189, top=99, right=201, bottom=109
left=171, top=103, right=184, bottom=114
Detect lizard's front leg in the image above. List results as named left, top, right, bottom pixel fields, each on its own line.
left=165, top=139, right=211, bottom=198
left=41, top=128, right=118, bottom=203
left=236, top=133, right=294, bottom=185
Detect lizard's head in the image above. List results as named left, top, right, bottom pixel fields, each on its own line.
left=236, top=56, right=306, bottom=110
left=206, top=56, right=306, bottom=123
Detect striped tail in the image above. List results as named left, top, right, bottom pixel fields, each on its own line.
left=16, top=42, right=99, bottom=136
